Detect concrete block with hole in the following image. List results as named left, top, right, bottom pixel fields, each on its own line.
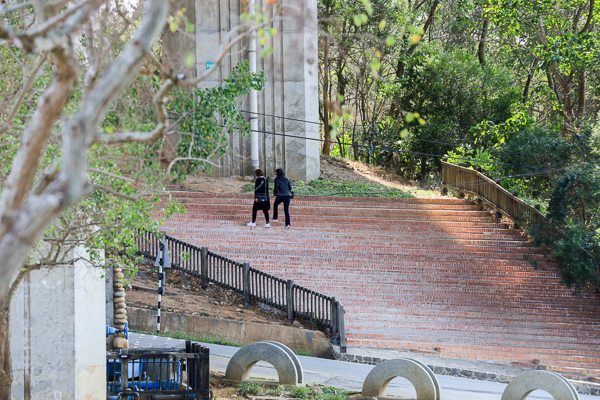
left=260, top=340, right=304, bottom=384
left=361, top=358, right=440, bottom=400
left=501, top=370, right=579, bottom=400
left=225, top=341, right=303, bottom=386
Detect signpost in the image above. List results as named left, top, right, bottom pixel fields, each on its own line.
left=154, top=234, right=171, bottom=333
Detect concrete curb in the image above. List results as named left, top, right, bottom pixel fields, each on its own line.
left=333, top=350, right=600, bottom=396
left=128, top=307, right=332, bottom=358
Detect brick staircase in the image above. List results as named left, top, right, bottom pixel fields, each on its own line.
left=156, top=191, right=600, bottom=380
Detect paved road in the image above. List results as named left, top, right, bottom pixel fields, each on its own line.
left=130, top=333, right=597, bottom=400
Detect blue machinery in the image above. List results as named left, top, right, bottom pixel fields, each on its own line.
left=106, top=341, right=210, bottom=400
left=106, top=322, right=129, bottom=340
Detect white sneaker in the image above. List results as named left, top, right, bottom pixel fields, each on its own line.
left=247, top=222, right=256, bottom=227
left=285, top=225, right=291, bottom=229
left=271, top=219, right=279, bottom=222
left=265, top=223, right=270, bottom=228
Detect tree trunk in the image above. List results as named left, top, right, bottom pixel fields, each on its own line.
left=523, top=58, right=539, bottom=103
left=0, top=305, right=11, bottom=400
left=577, top=68, right=585, bottom=117
left=390, top=0, right=440, bottom=117
left=478, top=17, right=489, bottom=66
left=322, top=36, right=331, bottom=155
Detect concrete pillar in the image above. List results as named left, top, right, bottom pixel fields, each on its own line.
left=162, top=0, right=197, bottom=78
left=10, top=247, right=106, bottom=399
left=190, top=0, right=320, bottom=181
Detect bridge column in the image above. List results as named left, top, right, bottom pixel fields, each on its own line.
left=190, top=0, right=320, bottom=181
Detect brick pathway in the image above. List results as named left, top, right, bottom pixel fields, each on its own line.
left=156, top=192, right=600, bottom=381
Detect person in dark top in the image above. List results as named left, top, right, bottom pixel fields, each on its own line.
left=271, top=168, right=293, bottom=228
left=247, top=168, right=270, bottom=228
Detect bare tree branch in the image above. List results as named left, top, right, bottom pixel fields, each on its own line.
left=59, top=0, right=168, bottom=201
left=26, top=0, right=93, bottom=39
left=93, top=184, right=139, bottom=201
left=0, top=2, right=32, bottom=17
left=0, top=48, right=77, bottom=232
left=93, top=123, right=166, bottom=144
left=0, top=0, right=169, bottom=307
left=0, top=53, right=49, bottom=135
left=32, top=163, right=60, bottom=195
left=88, top=168, right=136, bottom=183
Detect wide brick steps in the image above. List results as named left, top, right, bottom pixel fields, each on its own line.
left=157, top=191, right=600, bottom=378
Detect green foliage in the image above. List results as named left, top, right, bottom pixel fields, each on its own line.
left=167, top=62, right=265, bottom=175
left=289, top=385, right=351, bottom=400
left=237, top=382, right=264, bottom=396
left=294, top=349, right=313, bottom=357
left=445, top=145, right=502, bottom=177
left=265, top=385, right=287, bottom=396
left=130, top=329, right=243, bottom=347
left=289, top=386, right=312, bottom=399
left=551, top=224, right=600, bottom=292
left=363, top=45, right=521, bottom=179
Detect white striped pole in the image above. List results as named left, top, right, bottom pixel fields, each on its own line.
left=157, top=242, right=163, bottom=334
left=154, top=234, right=171, bottom=335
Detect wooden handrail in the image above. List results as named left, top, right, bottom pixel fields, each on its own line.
left=441, top=161, right=549, bottom=229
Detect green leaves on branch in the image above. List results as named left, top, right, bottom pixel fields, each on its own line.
left=353, top=13, right=369, bottom=27
left=166, top=62, right=265, bottom=175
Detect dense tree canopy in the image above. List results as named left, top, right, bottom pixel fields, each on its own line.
left=317, top=0, right=600, bottom=290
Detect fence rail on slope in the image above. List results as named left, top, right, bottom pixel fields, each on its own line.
left=441, top=161, right=557, bottom=236
left=133, top=230, right=347, bottom=350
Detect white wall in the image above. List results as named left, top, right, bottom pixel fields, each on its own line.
left=10, top=248, right=106, bottom=400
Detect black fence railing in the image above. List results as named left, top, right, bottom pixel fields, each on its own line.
left=133, top=230, right=347, bottom=350
left=106, top=341, right=210, bottom=399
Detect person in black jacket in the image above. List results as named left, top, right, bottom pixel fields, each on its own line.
left=271, top=168, right=293, bottom=228
left=247, top=168, right=270, bottom=227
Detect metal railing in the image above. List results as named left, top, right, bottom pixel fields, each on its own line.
left=106, top=341, right=210, bottom=399
left=441, top=161, right=557, bottom=236
left=133, top=231, right=347, bottom=350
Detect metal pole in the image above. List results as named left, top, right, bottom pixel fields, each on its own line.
left=249, top=0, right=259, bottom=171
left=286, top=279, right=294, bottom=323
left=243, top=263, right=251, bottom=306
left=338, top=302, right=347, bottom=353
left=157, top=239, right=165, bottom=334
left=201, top=247, right=209, bottom=289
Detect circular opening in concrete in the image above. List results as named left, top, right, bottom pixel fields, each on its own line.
left=525, top=389, right=562, bottom=400
left=380, top=376, right=418, bottom=400
left=243, top=360, right=281, bottom=383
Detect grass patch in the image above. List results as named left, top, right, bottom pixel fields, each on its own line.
left=229, top=380, right=358, bottom=400
left=294, top=348, right=312, bottom=357
left=288, top=385, right=354, bottom=400
left=295, top=180, right=414, bottom=198
left=243, top=180, right=415, bottom=198
left=237, top=382, right=265, bottom=396
left=130, top=329, right=243, bottom=347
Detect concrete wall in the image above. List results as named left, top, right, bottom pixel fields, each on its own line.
left=10, top=248, right=106, bottom=400
left=128, top=307, right=332, bottom=358
left=168, top=0, right=320, bottom=181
